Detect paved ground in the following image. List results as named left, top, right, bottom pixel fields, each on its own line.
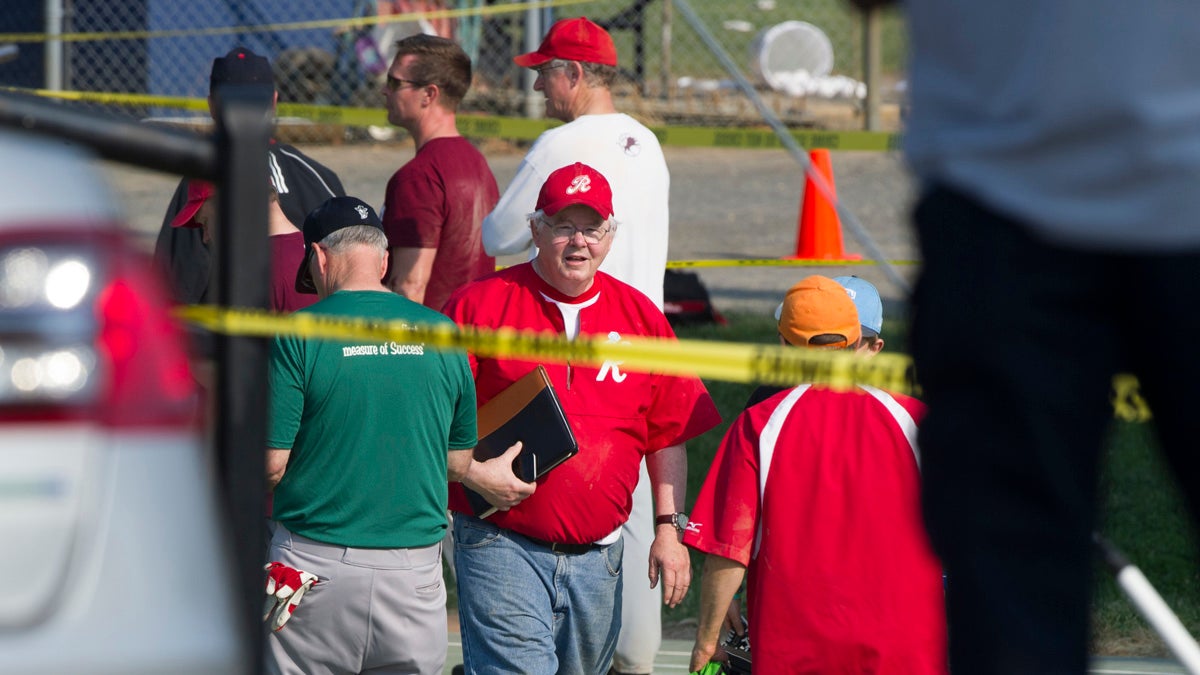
left=99, top=138, right=918, bottom=319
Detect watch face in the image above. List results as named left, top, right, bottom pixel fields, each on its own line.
left=672, top=513, right=688, bottom=530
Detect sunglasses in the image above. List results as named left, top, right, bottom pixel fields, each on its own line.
left=386, top=75, right=429, bottom=91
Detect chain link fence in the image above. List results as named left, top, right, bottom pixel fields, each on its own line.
left=0, top=0, right=906, bottom=142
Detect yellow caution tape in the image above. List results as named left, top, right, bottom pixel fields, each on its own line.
left=1112, top=374, right=1151, bottom=424
left=0, top=0, right=591, bottom=44
left=176, top=305, right=915, bottom=392
left=3, top=88, right=901, bottom=151
left=656, top=126, right=900, bottom=152
left=666, top=258, right=919, bottom=269
left=174, top=305, right=1152, bottom=422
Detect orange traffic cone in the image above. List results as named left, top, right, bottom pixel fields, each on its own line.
left=786, top=149, right=860, bottom=260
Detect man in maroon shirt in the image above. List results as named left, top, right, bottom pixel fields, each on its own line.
left=381, top=34, right=498, bottom=311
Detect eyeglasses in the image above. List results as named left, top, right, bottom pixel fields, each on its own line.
left=542, top=218, right=610, bottom=244
left=386, top=74, right=428, bottom=91
left=533, top=63, right=567, bottom=77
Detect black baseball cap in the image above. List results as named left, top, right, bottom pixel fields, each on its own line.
left=210, top=47, right=274, bottom=93
left=295, top=196, right=384, bottom=294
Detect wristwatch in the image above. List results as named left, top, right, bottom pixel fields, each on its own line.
left=655, top=512, right=689, bottom=533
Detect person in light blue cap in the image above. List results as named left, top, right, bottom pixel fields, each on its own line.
left=772, top=275, right=885, bottom=356
left=832, top=275, right=884, bottom=355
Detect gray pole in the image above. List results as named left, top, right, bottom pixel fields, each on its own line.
left=661, top=0, right=673, bottom=100
left=862, top=6, right=882, bottom=131
left=44, top=0, right=64, bottom=90
left=523, top=0, right=543, bottom=119
left=671, top=0, right=909, bottom=294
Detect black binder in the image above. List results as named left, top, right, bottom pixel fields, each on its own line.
left=463, top=365, right=578, bottom=518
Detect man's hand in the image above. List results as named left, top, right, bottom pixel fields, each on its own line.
left=648, top=524, right=692, bottom=607
left=461, top=441, right=536, bottom=510
left=689, top=639, right=725, bottom=673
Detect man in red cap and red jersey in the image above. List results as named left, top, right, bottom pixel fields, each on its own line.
left=685, top=275, right=948, bottom=674
left=443, top=162, right=719, bottom=675
left=481, top=20, right=674, bottom=672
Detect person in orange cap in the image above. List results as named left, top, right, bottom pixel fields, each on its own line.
left=684, top=275, right=948, bottom=674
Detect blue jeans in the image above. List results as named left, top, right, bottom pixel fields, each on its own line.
left=453, top=515, right=623, bottom=675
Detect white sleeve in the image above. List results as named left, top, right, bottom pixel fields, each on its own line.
left=482, top=155, right=545, bottom=256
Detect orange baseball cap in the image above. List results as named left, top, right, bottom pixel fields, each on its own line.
left=778, top=275, right=862, bottom=348
left=514, top=17, right=617, bottom=68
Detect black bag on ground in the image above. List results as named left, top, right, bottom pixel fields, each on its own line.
left=663, top=269, right=726, bottom=327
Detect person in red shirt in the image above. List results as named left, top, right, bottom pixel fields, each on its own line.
left=381, top=34, right=498, bottom=311
left=442, top=162, right=720, bottom=675
left=685, top=275, right=948, bottom=674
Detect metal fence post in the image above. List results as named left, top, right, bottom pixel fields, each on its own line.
left=523, top=0, right=543, bottom=119
left=861, top=5, right=882, bottom=131
left=661, top=0, right=673, bottom=101
left=43, top=0, right=64, bottom=90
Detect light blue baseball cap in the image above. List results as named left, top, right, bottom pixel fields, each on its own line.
left=833, top=275, right=882, bottom=338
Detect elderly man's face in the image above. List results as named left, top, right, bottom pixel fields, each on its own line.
left=531, top=204, right=613, bottom=294
left=533, top=61, right=576, bottom=122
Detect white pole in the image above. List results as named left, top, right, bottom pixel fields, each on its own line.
left=1096, top=535, right=1200, bottom=675
left=44, top=0, right=64, bottom=91
left=1116, top=566, right=1200, bottom=673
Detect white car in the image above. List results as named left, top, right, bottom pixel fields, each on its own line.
left=0, top=127, right=246, bottom=674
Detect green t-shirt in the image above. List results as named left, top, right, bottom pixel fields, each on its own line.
left=268, top=290, right=477, bottom=548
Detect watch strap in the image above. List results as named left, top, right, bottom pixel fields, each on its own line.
left=655, top=513, right=687, bottom=530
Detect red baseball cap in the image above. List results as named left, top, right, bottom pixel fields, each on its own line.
left=536, top=163, right=614, bottom=219
left=170, top=180, right=214, bottom=228
left=514, top=17, right=617, bottom=68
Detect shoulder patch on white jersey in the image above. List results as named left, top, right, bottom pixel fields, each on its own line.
left=617, top=134, right=642, bottom=156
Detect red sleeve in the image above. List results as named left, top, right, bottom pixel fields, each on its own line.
left=645, top=373, right=721, bottom=451
left=382, top=165, right=445, bottom=249
left=440, top=286, right=479, bottom=377
left=639, top=298, right=721, bottom=450
left=684, top=409, right=760, bottom=566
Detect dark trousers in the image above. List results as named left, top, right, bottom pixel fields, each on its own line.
left=911, top=185, right=1200, bottom=674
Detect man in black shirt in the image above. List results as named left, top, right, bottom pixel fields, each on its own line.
left=154, top=47, right=345, bottom=305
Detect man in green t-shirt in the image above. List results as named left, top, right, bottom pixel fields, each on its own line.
left=264, top=196, right=532, bottom=675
